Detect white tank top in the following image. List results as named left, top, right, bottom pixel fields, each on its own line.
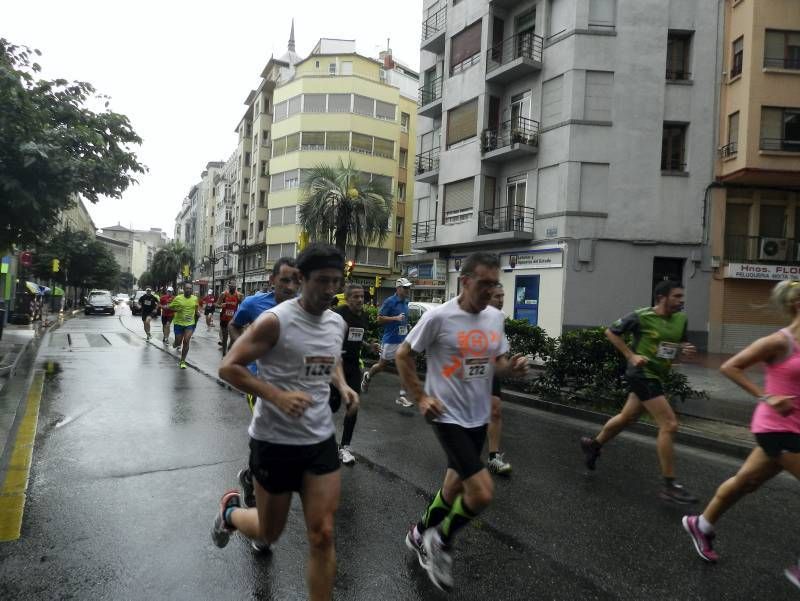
left=248, top=298, right=346, bottom=444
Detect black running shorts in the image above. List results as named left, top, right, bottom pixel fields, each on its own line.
left=328, top=367, right=361, bottom=413
left=755, top=432, right=800, bottom=458
left=249, top=435, right=339, bottom=494
left=161, top=315, right=173, bottom=325
left=204, top=305, right=215, bottom=315
left=141, top=312, right=154, bottom=322
left=433, top=422, right=488, bottom=480
left=627, top=376, right=665, bottom=402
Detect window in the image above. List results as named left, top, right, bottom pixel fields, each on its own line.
left=352, top=133, right=373, bottom=154
left=354, top=95, right=375, bottom=117
left=315, top=60, right=320, bottom=68
left=396, top=217, right=405, bottom=237
left=666, top=31, right=693, bottom=80
left=765, top=30, right=800, bottom=70
left=446, top=99, right=478, bottom=147
left=259, top=191, right=266, bottom=208
left=443, top=178, right=474, bottom=224
left=262, top=129, right=270, bottom=145
left=541, top=76, right=564, bottom=127
left=325, top=131, right=350, bottom=151
left=270, top=169, right=303, bottom=192
left=341, top=61, right=353, bottom=75
left=268, top=206, right=297, bottom=227
left=267, top=243, right=297, bottom=260
left=394, top=251, right=402, bottom=271
left=301, top=131, right=325, bottom=151
left=304, top=94, right=326, bottom=113
left=731, top=36, right=744, bottom=78
left=401, top=112, right=410, bottom=132
left=399, top=148, right=408, bottom=168
left=261, top=160, right=267, bottom=176
left=371, top=174, right=392, bottom=193
left=761, top=107, right=800, bottom=151
left=346, top=246, right=390, bottom=267
left=244, top=152, right=251, bottom=167
left=588, top=0, right=615, bottom=30
left=258, top=220, right=264, bottom=233
left=273, top=101, right=288, bottom=122
left=723, top=112, right=739, bottom=157
left=373, top=137, right=394, bottom=159
left=375, top=100, right=397, bottom=121
left=450, top=21, right=482, bottom=74
left=285, top=133, right=300, bottom=154
left=661, top=123, right=688, bottom=172
left=272, top=136, right=287, bottom=157
left=583, top=72, right=613, bottom=121
left=328, top=93, right=351, bottom=112
left=507, top=175, right=527, bottom=207
left=398, top=182, right=407, bottom=201
left=329, top=63, right=337, bottom=75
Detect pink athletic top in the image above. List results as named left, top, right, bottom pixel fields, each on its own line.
left=750, top=328, right=800, bottom=435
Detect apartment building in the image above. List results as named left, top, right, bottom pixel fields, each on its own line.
left=211, top=152, right=239, bottom=291
left=707, top=0, right=800, bottom=352
left=265, top=37, right=419, bottom=300
left=99, top=224, right=168, bottom=283
left=410, top=0, right=719, bottom=345
left=192, top=162, right=224, bottom=291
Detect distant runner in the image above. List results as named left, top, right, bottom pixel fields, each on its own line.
left=160, top=286, right=175, bottom=343
left=138, top=287, right=159, bottom=341
left=217, top=283, right=242, bottom=355
left=169, top=282, right=201, bottom=369
left=202, top=291, right=216, bottom=327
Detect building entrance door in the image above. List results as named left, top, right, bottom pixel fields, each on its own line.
left=513, top=274, right=540, bottom=325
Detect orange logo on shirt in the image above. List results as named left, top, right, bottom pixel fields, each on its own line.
left=441, top=329, right=500, bottom=379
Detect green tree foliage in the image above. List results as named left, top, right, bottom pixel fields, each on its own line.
left=298, top=160, right=392, bottom=255
left=118, top=271, right=135, bottom=290
left=0, top=39, right=146, bottom=253
left=150, top=241, right=193, bottom=289
left=30, top=229, right=119, bottom=290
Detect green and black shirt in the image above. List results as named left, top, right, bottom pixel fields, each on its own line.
left=609, top=307, right=688, bottom=383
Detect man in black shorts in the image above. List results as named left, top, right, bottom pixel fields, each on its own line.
left=396, top=252, right=528, bottom=591
left=487, top=285, right=512, bottom=475
left=329, top=283, right=379, bottom=465
left=212, top=243, right=358, bottom=601
left=138, top=287, right=159, bottom=341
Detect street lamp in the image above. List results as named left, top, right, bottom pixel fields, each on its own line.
left=201, top=245, right=223, bottom=296
left=229, top=240, right=248, bottom=294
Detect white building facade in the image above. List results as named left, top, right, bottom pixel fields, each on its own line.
left=412, top=0, right=719, bottom=347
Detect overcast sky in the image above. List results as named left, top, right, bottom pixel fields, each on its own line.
left=4, top=0, right=423, bottom=236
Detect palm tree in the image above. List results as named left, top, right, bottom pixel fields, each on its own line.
left=298, top=160, right=393, bottom=257
left=150, top=241, right=194, bottom=289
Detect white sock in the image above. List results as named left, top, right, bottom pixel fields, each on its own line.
left=698, top=515, right=714, bottom=534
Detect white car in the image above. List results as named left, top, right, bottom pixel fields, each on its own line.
left=408, top=301, right=442, bottom=326
left=114, top=293, right=130, bottom=304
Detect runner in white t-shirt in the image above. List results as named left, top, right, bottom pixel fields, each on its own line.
left=396, top=252, right=528, bottom=592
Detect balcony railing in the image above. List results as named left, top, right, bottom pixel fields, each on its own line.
left=719, top=142, right=738, bottom=158
left=661, top=158, right=687, bottom=172
left=422, top=7, right=446, bottom=41
left=411, top=220, right=437, bottom=244
left=415, top=148, right=440, bottom=176
left=666, top=69, right=692, bottom=81
left=487, top=31, right=543, bottom=74
left=725, top=235, right=800, bottom=264
left=764, top=56, right=800, bottom=70
left=760, top=137, right=800, bottom=152
left=478, top=205, right=535, bottom=235
left=418, top=76, right=443, bottom=106
left=481, top=117, right=539, bottom=153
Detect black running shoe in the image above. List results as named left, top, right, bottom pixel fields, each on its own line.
left=580, top=437, right=601, bottom=471
left=660, top=482, right=698, bottom=505
left=238, top=468, right=256, bottom=508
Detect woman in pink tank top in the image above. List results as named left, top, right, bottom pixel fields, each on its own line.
left=680, top=280, right=800, bottom=590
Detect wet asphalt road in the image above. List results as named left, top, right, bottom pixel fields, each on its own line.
left=1, top=308, right=799, bottom=600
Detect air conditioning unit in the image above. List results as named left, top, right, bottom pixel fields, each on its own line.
left=759, top=237, right=788, bottom=261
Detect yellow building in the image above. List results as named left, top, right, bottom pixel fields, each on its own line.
left=708, top=0, right=800, bottom=352
left=267, top=38, right=418, bottom=302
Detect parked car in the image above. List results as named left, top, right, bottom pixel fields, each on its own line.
left=408, top=301, right=442, bottom=326
left=84, top=293, right=115, bottom=316
left=114, top=293, right=130, bottom=305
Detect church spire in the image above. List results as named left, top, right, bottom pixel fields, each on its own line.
left=288, top=19, right=296, bottom=52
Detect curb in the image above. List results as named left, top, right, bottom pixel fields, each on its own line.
left=0, top=310, right=80, bottom=382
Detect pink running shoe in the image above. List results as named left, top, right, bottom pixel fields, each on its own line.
left=682, top=515, right=719, bottom=563
left=785, top=562, right=800, bottom=591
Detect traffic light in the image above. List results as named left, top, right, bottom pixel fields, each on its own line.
left=182, top=264, right=190, bottom=277
left=51, top=258, right=60, bottom=273
left=374, top=275, right=382, bottom=288
left=344, top=260, right=355, bottom=279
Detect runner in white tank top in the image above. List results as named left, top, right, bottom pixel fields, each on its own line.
left=212, top=244, right=358, bottom=601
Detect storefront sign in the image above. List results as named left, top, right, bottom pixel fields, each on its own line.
left=503, top=251, right=562, bottom=270
left=725, top=263, right=800, bottom=280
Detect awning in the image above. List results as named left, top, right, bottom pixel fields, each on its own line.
left=53, top=286, right=65, bottom=296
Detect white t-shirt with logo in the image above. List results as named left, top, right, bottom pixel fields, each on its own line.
left=405, top=298, right=509, bottom=428
left=249, top=298, right=345, bottom=445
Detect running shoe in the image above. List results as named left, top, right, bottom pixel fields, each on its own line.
left=162, top=336, right=168, bottom=343
left=339, top=446, right=356, bottom=465
left=487, top=453, right=512, bottom=475
left=146, top=333, right=151, bottom=340
left=251, top=539, right=271, bottom=553
left=238, top=468, right=256, bottom=508
left=785, top=561, right=800, bottom=590
left=395, top=395, right=413, bottom=408
left=211, top=489, right=241, bottom=548
left=580, top=437, right=601, bottom=471
left=404, top=524, right=427, bottom=568
left=661, top=482, right=698, bottom=505
left=422, top=528, right=453, bottom=592
left=179, top=361, right=187, bottom=369
left=361, top=371, right=371, bottom=393
left=681, top=515, right=718, bottom=563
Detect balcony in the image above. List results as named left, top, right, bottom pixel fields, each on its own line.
left=486, top=32, right=543, bottom=84
left=421, top=7, right=446, bottom=54
left=761, top=137, right=800, bottom=153
left=411, top=220, right=437, bottom=246
left=725, top=235, right=800, bottom=265
left=415, top=148, right=440, bottom=183
left=719, top=142, right=738, bottom=159
left=477, top=205, right=535, bottom=241
left=418, top=76, right=443, bottom=118
left=481, top=117, right=539, bottom=162
left=764, top=56, right=800, bottom=70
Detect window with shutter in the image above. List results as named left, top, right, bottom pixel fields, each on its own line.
left=303, top=94, right=326, bottom=113
left=272, top=136, right=287, bottom=157
left=325, top=131, right=350, bottom=151
left=354, top=95, right=375, bottom=117
left=286, top=133, right=300, bottom=153
left=588, top=0, right=615, bottom=29
left=284, top=206, right=297, bottom=225
left=328, top=94, right=351, bottom=112
left=584, top=71, right=613, bottom=121
left=352, top=133, right=373, bottom=154
left=450, top=21, right=482, bottom=74
left=372, top=175, right=392, bottom=192
left=373, top=137, right=394, bottom=158
left=443, top=178, right=474, bottom=224
left=273, top=101, right=287, bottom=122
left=271, top=173, right=285, bottom=192
left=375, top=100, right=396, bottom=121
left=446, top=99, right=478, bottom=147
left=287, top=95, right=302, bottom=116
left=302, top=132, right=325, bottom=150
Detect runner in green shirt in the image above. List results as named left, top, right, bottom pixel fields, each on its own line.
left=168, top=282, right=201, bottom=369
left=580, top=280, right=699, bottom=504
